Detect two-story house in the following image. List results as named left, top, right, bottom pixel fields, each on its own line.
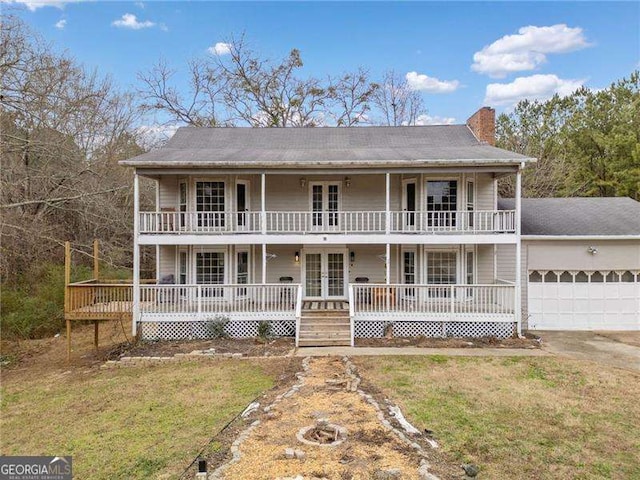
left=119, top=107, right=535, bottom=346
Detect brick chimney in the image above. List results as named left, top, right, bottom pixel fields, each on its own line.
left=466, top=107, right=495, bottom=146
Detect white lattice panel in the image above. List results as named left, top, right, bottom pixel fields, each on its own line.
left=354, top=321, right=515, bottom=339
left=139, top=320, right=295, bottom=340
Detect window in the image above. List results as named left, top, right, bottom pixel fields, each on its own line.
left=312, top=185, right=323, bottom=226
left=606, top=271, right=619, bottom=283
left=591, top=271, right=604, bottom=282
left=427, top=251, right=457, bottom=284
left=196, top=252, right=225, bottom=296
left=544, top=271, right=558, bottom=283
left=559, top=271, right=573, bottom=282
left=466, top=181, right=474, bottom=228
left=575, top=271, right=589, bottom=283
left=426, top=180, right=457, bottom=227
left=236, top=251, right=249, bottom=296
left=179, top=181, right=187, bottom=228
left=529, top=271, right=542, bottom=282
left=466, top=251, right=474, bottom=284
left=196, top=181, right=225, bottom=228
left=178, top=251, right=188, bottom=285
left=621, top=271, right=635, bottom=282
left=403, top=251, right=416, bottom=297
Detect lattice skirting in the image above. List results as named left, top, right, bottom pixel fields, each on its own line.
left=139, top=320, right=295, bottom=340
left=354, top=321, right=515, bottom=339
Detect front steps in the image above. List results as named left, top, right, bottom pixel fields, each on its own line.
left=298, top=309, right=352, bottom=347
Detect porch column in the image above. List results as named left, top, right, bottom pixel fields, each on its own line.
left=262, top=244, right=267, bottom=284
left=132, top=172, right=140, bottom=337
left=515, top=165, right=523, bottom=335
left=261, top=173, right=266, bottom=235
left=385, top=173, right=390, bottom=234
left=386, top=243, right=391, bottom=285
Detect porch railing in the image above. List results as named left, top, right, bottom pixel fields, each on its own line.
left=139, top=283, right=301, bottom=321
left=66, top=282, right=133, bottom=319
left=139, top=210, right=515, bottom=235
left=350, top=283, right=515, bottom=321
left=390, top=210, right=515, bottom=234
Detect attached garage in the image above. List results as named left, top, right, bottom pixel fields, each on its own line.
left=499, top=197, right=640, bottom=331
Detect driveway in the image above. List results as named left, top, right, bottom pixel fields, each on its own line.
left=537, top=331, right=640, bottom=372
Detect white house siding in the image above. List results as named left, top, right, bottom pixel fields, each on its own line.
left=158, top=245, right=176, bottom=280
left=158, top=175, right=179, bottom=210
left=154, top=172, right=495, bottom=214
left=476, top=244, right=494, bottom=284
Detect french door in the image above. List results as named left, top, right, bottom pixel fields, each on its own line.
left=310, top=182, right=340, bottom=230
left=304, top=250, right=346, bottom=299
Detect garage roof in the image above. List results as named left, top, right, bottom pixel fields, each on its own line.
left=119, top=125, right=534, bottom=168
left=498, top=197, right=640, bottom=236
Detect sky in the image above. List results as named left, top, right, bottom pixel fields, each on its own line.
left=4, top=0, right=640, bottom=132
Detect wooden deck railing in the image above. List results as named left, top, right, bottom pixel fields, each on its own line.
left=66, top=281, right=134, bottom=320
left=139, top=210, right=516, bottom=235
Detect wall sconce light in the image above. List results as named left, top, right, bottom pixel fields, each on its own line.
left=294, top=251, right=300, bottom=262
left=345, top=176, right=351, bottom=187
left=266, top=253, right=278, bottom=261
left=300, top=178, right=306, bottom=188
left=350, top=251, right=355, bottom=264
left=587, top=246, right=598, bottom=255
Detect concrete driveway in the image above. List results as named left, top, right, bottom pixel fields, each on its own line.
left=537, top=331, right=640, bottom=372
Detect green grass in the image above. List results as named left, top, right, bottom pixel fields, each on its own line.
left=1, top=359, right=286, bottom=480
left=357, top=356, right=640, bottom=480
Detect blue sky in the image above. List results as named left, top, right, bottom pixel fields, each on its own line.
left=5, top=0, right=640, bottom=129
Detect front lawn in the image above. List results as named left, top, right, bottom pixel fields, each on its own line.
left=1, top=358, right=291, bottom=480
left=356, top=356, right=640, bottom=479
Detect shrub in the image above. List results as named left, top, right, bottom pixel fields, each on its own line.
left=205, top=315, right=229, bottom=338
left=257, top=320, right=272, bottom=341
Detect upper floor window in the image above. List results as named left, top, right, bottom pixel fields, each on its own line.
left=426, top=180, right=457, bottom=227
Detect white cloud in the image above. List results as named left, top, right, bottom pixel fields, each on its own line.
left=3, top=0, right=82, bottom=10
left=134, top=1, right=144, bottom=8
left=208, top=42, right=232, bottom=56
left=54, top=18, right=66, bottom=29
left=472, top=24, right=591, bottom=78
left=405, top=71, right=460, bottom=93
left=414, top=114, right=457, bottom=126
left=484, top=74, right=585, bottom=107
left=112, top=13, right=155, bottom=30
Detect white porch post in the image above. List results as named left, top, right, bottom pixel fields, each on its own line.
left=515, top=165, right=523, bottom=336
left=262, top=244, right=267, bottom=284
left=155, top=179, right=160, bottom=282
left=132, top=173, right=140, bottom=337
left=386, top=244, right=391, bottom=285
left=261, top=173, right=266, bottom=235
left=385, top=173, right=390, bottom=235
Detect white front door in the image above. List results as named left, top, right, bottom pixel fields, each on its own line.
left=303, top=250, right=347, bottom=299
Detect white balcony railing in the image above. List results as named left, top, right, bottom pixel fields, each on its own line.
left=350, top=283, right=515, bottom=322
left=139, top=210, right=515, bottom=235
left=139, top=283, right=301, bottom=321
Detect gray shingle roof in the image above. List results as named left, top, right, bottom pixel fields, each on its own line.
left=498, top=197, right=640, bottom=236
left=120, top=125, right=534, bottom=168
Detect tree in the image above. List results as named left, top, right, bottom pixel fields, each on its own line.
left=1, top=15, right=152, bottom=281
left=370, top=70, right=426, bottom=126
left=138, top=36, right=379, bottom=127
left=496, top=72, right=640, bottom=200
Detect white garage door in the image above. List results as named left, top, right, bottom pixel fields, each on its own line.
left=528, top=270, right=640, bottom=330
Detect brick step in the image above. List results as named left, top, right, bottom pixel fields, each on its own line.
left=298, top=339, right=351, bottom=347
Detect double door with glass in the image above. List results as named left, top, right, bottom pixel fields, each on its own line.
left=304, top=250, right=346, bottom=299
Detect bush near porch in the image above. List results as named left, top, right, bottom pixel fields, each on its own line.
left=356, top=356, right=640, bottom=479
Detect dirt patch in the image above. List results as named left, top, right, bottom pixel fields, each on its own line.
left=210, top=357, right=460, bottom=480
left=596, top=331, right=640, bottom=348
left=108, top=337, right=295, bottom=360
left=356, top=335, right=540, bottom=349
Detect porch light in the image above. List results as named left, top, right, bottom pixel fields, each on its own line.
left=345, top=176, right=351, bottom=187
left=587, top=246, right=598, bottom=255
left=300, top=177, right=307, bottom=188
left=295, top=251, right=300, bottom=262
left=350, top=251, right=355, bottom=264
left=266, top=253, right=278, bottom=261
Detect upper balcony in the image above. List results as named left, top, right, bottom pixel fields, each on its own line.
left=139, top=209, right=516, bottom=235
